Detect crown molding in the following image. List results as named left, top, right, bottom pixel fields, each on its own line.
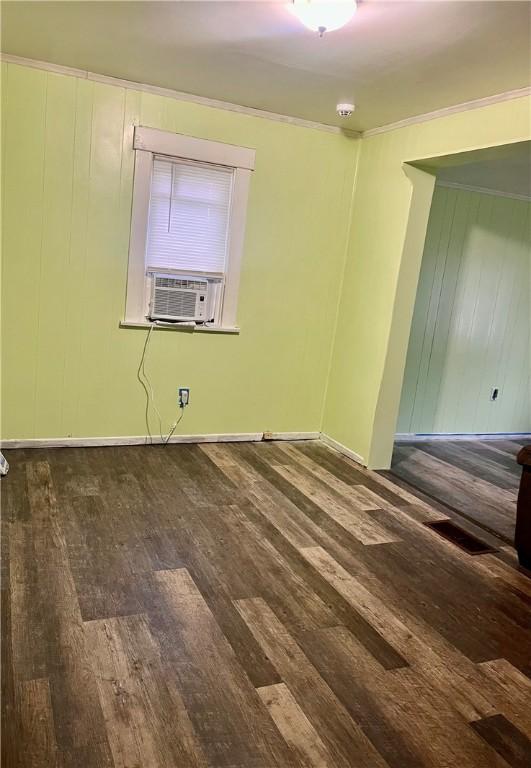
left=2, top=52, right=528, bottom=141
left=436, top=180, right=531, bottom=202
left=0, top=52, right=361, bottom=138
left=362, top=85, right=531, bottom=138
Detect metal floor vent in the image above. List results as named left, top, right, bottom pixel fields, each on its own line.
left=423, top=519, right=498, bottom=555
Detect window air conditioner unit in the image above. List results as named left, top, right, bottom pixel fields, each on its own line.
left=149, top=274, right=210, bottom=322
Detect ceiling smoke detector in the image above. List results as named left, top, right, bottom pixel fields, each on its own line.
left=336, top=103, right=355, bottom=118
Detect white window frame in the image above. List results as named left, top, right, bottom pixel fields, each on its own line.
left=124, top=126, right=255, bottom=329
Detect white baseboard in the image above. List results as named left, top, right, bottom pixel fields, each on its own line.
left=269, top=432, right=320, bottom=441
left=319, top=433, right=366, bottom=467
left=0, top=431, right=320, bottom=450
left=6, top=428, right=523, bottom=453
left=395, top=432, right=531, bottom=442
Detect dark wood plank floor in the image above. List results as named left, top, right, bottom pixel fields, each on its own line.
left=2, top=440, right=531, bottom=768
left=386, top=438, right=526, bottom=544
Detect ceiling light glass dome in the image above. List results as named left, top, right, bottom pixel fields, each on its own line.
left=288, top=1, right=357, bottom=36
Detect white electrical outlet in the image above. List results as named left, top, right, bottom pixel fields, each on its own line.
left=179, top=387, right=190, bottom=408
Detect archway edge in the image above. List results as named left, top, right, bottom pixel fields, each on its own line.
left=369, top=140, right=531, bottom=468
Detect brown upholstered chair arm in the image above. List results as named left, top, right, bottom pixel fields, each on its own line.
left=517, top=446, right=531, bottom=467
left=515, top=445, right=531, bottom=570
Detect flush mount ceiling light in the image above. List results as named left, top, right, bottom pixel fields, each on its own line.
left=288, top=0, right=357, bottom=37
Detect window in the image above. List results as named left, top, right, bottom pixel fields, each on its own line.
left=124, top=127, right=255, bottom=330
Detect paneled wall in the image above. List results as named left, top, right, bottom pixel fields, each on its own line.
left=2, top=60, right=531, bottom=457
left=397, top=185, right=530, bottom=435
left=322, top=94, right=531, bottom=467
left=1, top=63, right=357, bottom=440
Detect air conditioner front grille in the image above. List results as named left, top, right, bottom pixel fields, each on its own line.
left=153, top=288, right=198, bottom=319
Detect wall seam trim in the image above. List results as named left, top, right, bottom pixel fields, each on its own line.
left=3, top=52, right=529, bottom=139
left=362, top=86, right=531, bottom=137
left=436, top=180, right=531, bottom=202
left=0, top=52, right=360, bottom=137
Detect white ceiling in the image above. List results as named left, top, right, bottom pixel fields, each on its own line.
left=436, top=141, right=531, bottom=197
left=1, top=1, right=530, bottom=131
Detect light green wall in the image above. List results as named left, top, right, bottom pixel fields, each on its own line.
left=0, top=62, right=358, bottom=440
left=322, top=95, right=531, bottom=467
left=398, top=185, right=530, bottom=435
left=2, top=61, right=530, bottom=458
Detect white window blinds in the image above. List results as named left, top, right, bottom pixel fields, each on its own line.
left=146, top=156, right=234, bottom=275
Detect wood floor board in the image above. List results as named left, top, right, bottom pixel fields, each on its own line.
left=49, top=446, right=101, bottom=500
left=256, top=682, right=333, bottom=768
left=348, top=540, right=522, bottom=667
left=391, top=447, right=516, bottom=539
left=472, top=441, right=525, bottom=474
left=296, top=626, right=427, bottom=768
left=132, top=502, right=286, bottom=689
left=232, top=444, right=354, bottom=542
left=296, top=442, right=407, bottom=507
left=197, top=463, right=410, bottom=670
left=57, top=494, right=153, bottom=622
left=152, top=569, right=299, bottom=768
left=132, top=484, right=286, bottom=690
left=477, top=660, right=531, bottom=739
left=9, top=519, right=50, bottom=682
left=483, top=440, right=527, bottom=455
left=388, top=438, right=520, bottom=543
left=84, top=613, right=208, bottom=768
left=206, top=444, right=386, bottom=574
left=473, top=555, right=531, bottom=598
left=17, top=678, right=59, bottom=768
left=407, top=440, right=519, bottom=490
left=384, top=669, right=513, bottom=768
left=235, top=596, right=389, bottom=768
left=299, top=546, right=499, bottom=722
left=155, top=494, right=336, bottom=634
left=16, top=461, right=114, bottom=766
left=239, top=498, right=410, bottom=670
left=165, top=443, right=244, bottom=508
left=470, top=714, right=531, bottom=768
left=299, top=626, right=512, bottom=768
left=229, top=470, right=321, bottom=550
left=378, top=469, right=506, bottom=550
left=1, top=532, right=19, bottom=768
left=270, top=462, right=399, bottom=545
left=2, top=440, right=530, bottom=768
left=300, top=545, right=531, bottom=736
left=264, top=442, right=382, bottom=513
left=2, top=449, right=30, bottom=523
left=227, top=443, right=387, bottom=558
left=359, top=510, right=531, bottom=667
left=141, top=528, right=187, bottom=572
left=212, top=502, right=339, bottom=630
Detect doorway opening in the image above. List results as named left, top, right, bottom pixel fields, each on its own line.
left=388, top=141, right=530, bottom=545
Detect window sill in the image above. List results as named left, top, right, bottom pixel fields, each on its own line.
left=120, top=320, right=240, bottom=335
